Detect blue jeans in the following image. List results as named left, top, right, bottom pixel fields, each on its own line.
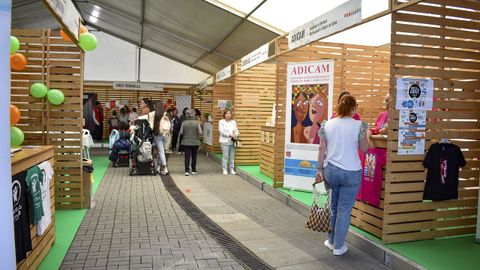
left=220, top=143, right=235, bottom=171
left=154, top=135, right=167, bottom=166
left=323, top=162, right=361, bottom=249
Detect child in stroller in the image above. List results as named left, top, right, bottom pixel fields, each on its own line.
left=130, top=118, right=157, bottom=175
left=108, top=122, right=131, bottom=167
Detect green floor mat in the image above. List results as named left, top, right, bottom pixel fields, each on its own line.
left=37, top=210, right=87, bottom=270
left=386, top=235, right=480, bottom=270
left=38, top=156, right=110, bottom=270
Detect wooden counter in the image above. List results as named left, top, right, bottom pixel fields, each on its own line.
left=369, top=134, right=387, bottom=149
left=12, top=146, right=55, bottom=270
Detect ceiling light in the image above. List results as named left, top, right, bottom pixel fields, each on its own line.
left=89, top=16, right=98, bottom=23
left=92, top=10, right=100, bottom=17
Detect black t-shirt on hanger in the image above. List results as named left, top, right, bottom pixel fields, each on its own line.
left=12, top=171, right=33, bottom=262
left=423, top=142, right=466, bottom=201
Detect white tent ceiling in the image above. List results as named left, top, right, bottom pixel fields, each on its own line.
left=12, top=0, right=392, bottom=77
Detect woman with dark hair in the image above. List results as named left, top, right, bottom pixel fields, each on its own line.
left=177, top=107, right=189, bottom=154
left=315, top=94, right=370, bottom=256
left=134, top=98, right=155, bottom=129
left=218, top=110, right=239, bottom=175
left=179, top=109, right=202, bottom=176
left=153, top=101, right=171, bottom=175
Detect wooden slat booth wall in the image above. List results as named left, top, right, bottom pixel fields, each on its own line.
left=234, top=62, right=277, bottom=165
left=11, top=29, right=84, bottom=210
left=211, top=80, right=235, bottom=153
left=193, top=86, right=214, bottom=152
left=274, top=37, right=391, bottom=189
left=83, top=82, right=190, bottom=139
left=385, top=0, right=480, bottom=243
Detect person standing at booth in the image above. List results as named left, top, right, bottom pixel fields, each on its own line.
left=153, top=101, right=171, bottom=175
left=219, top=110, right=239, bottom=175
left=179, top=109, right=202, bottom=176
left=93, top=101, right=104, bottom=141
left=315, top=94, right=370, bottom=256
left=170, top=108, right=180, bottom=153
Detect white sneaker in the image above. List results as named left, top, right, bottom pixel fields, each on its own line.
left=184, top=172, right=189, bottom=176
left=223, top=170, right=228, bottom=175
left=191, top=171, right=197, bottom=175
left=324, top=240, right=334, bottom=251
left=333, top=245, right=348, bottom=256
left=230, top=170, right=236, bottom=175
left=160, top=167, right=168, bottom=175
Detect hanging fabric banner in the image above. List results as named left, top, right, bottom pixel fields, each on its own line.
left=284, top=60, right=334, bottom=192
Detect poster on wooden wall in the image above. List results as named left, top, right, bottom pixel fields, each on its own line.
left=284, top=60, right=334, bottom=192
left=395, top=78, right=433, bottom=110
left=398, top=110, right=426, bottom=155
left=203, top=122, right=213, bottom=146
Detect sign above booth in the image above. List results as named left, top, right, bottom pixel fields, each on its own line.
left=288, top=0, right=362, bottom=50
left=215, top=65, right=232, bottom=83
left=199, top=79, right=208, bottom=90
left=43, top=0, right=82, bottom=42
left=112, top=81, right=164, bottom=91
left=241, top=43, right=269, bottom=71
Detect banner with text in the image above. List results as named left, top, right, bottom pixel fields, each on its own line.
left=44, top=0, right=81, bottom=41
left=241, top=43, right=269, bottom=71
left=284, top=60, right=334, bottom=192
left=113, top=81, right=164, bottom=91
left=288, top=0, right=362, bottom=50
left=215, top=65, right=232, bottom=82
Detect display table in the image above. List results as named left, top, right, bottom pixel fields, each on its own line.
left=12, top=146, right=55, bottom=270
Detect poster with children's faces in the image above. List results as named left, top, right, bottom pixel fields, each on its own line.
left=398, top=110, right=426, bottom=155
left=395, top=78, right=434, bottom=110
left=284, top=60, right=334, bottom=192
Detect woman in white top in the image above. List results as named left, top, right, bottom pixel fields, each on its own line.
left=315, top=94, right=370, bottom=256
left=218, top=110, right=239, bottom=175
left=153, top=101, right=171, bottom=175
left=134, top=98, right=155, bottom=129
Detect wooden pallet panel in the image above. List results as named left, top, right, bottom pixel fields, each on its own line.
left=11, top=29, right=84, bottom=210
left=234, top=62, right=277, bottom=165
left=385, top=0, right=480, bottom=243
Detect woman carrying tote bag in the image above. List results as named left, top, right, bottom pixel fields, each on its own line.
left=314, top=94, right=370, bottom=256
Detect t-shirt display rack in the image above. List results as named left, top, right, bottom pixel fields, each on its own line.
left=193, top=0, right=480, bottom=244
left=12, top=146, right=55, bottom=270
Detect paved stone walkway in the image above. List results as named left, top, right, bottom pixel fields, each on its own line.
left=61, top=165, right=244, bottom=270
left=169, top=154, right=390, bottom=270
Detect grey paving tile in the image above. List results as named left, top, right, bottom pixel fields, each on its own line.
left=61, top=160, right=242, bottom=270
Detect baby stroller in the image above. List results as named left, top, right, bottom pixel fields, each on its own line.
left=130, top=119, right=157, bottom=175
left=109, top=129, right=132, bottom=167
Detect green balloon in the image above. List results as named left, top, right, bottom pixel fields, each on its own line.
left=10, top=36, right=20, bottom=54
left=47, top=89, right=65, bottom=105
left=78, top=33, right=97, bottom=51
left=11, top=126, right=24, bottom=147
left=30, top=83, right=49, bottom=98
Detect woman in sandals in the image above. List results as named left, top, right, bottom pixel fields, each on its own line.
left=315, top=94, right=370, bottom=256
